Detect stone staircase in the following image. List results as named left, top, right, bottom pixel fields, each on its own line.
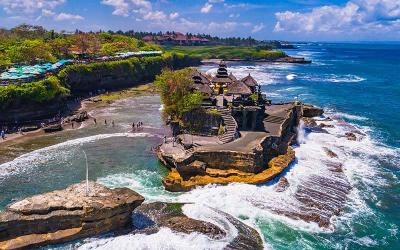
left=185, top=142, right=201, bottom=155
left=218, top=109, right=238, bottom=144
left=263, top=115, right=286, bottom=124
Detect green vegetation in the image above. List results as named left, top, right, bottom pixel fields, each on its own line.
left=0, top=53, right=200, bottom=110
left=164, top=46, right=287, bottom=61
left=0, top=76, right=69, bottom=108
left=0, top=24, right=160, bottom=67
left=155, top=68, right=203, bottom=119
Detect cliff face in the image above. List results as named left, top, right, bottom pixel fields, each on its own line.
left=0, top=55, right=200, bottom=124
left=0, top=182, right=144, bottom=250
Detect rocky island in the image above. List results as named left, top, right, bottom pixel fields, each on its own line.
left=155, top=62, right=323, bottom=192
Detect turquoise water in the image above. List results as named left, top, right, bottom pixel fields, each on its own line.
left=1, top=43, right=399, bottom=249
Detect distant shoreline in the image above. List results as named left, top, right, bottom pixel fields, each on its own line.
left=201, top=56, right=311, bottom=64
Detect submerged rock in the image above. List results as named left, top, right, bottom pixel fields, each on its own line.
left=345, top=132, right=357, bottom=141
left=0, top=182, right=144, bottom=250
left=323, top=147, right=338, bottom=158
left=302, top=117, right=317, bottom=127
left=275, top=177, right=290, bottom=192
left=133, top=202, right=264, bottom=250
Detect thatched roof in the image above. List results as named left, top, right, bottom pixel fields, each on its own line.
left=193, top=83, right=213, bottom=94
left=191, top=70, right=210, bottom=85
left=241, top=74, right=258, bottom=87
left=226, top=81, right=252, bottom=95
left=228, top=72, right=237, bottom=81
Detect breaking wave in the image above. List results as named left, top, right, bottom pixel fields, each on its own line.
left=0, top=133, right=156, bottom=179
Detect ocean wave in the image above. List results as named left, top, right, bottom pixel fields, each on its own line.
left=303, top=74, right=366, bottom=83
left=0, top=133, right=156, bottom=179
left=286, top=74, right=297, bottom=80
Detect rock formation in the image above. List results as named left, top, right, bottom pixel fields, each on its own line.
left=162, top=147, right=295, bottom=192
left=302, top=104, right=324, bottom=118
left=0, top=182, right=144, bottom=250
left=133, top=202, right=264, bottom=249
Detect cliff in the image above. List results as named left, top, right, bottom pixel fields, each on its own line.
left=0, top=182, right=144, bottom=250
left=0, top=54, right=200, bottom=124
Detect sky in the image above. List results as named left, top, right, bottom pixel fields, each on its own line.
left=0, top=0, right=399, bottom=41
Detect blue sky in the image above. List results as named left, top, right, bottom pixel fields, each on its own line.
left=0, top=0, right=399, bottom=41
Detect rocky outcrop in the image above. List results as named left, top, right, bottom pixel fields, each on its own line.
left=43, top=123, right=63, bottom=133
left=0, top=182, right=144, bottom=250
left=133, top=202, right=264, bottom=250
left=302, top=104, right=324, bottom=118
left=345, top=132, right=357, bottom=141
left=323, top=147, right=338, bottom=158
left=64, top=110, right=89, bottom=123
left=163, top=147, right=295, bottom=192
left=275, top=177, right=290, bottom=192
left=275, top=56, right=311, bottom=64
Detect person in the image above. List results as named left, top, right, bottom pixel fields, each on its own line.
left=132, top=122, right=135, bottom=131
left=72, top=122, right=74, bottom=129
left=112, top=120, right=115, bottom=127
left=104, top=119, right=107, bottom=126
left=1, top=129, right=5, bottom=140
left=93, top=118, right=97, bottom=125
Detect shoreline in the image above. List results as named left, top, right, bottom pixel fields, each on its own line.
left=201, top=56, right=311, bottom=64
left=0, top=83, right=158, bottom=148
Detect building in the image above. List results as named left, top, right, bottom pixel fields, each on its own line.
left=142, top=32, right=209, bottom=46
left=190, top=62, right=265, bottom=130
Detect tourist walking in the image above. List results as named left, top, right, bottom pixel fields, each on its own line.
left=71, top=122, right=74, bottom=129
left=93, top=118, right=97, bottom=125
left=104, top=119, right=107, bottom=126
left=112, top=120, right=115, bottom=127
left=132, top=122, right=135, bottom=131
left=1, top=129, right=5, bottom=140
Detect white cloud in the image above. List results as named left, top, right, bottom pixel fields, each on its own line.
left=0, top=0, right=65, bottom=13
left=252, top=23, right=265, bottom=33
left=101, top=0, right=130, bottom=17
left=201, top=2, right=213, bottom=14
left=101, top=0, right=178, bottom=21
left=274, top=0, right=400, bottom=34
left=54, top=12, right=84, bottom=21
left=169, top=12, right=179, bottom=19
left=143, top=11, right=166, bottom=21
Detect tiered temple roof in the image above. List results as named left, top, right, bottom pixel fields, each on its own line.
left=241, top=74, right=258, bottom=87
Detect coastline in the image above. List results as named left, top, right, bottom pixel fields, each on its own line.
left=201, top=56, right=311, bottom=64
left=0, top=83, right=158, bottom=148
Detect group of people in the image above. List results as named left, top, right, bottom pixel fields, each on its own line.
left=132, top=121, right=143, bottom=131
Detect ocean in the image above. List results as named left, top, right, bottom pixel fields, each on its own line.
left=0, top=43, right=399, bottom=249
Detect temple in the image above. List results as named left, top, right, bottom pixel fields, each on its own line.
left=190, top=62, right=266, bottom=133
left=157, top=62, right=311, bottom=192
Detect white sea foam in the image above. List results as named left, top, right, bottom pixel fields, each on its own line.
left=303, top=74, right=365, bottom=83
left=76, top=203, right=245, bottom=250
left=0, top=133, right=156, bottom=178
left=286, top=74, right=296, bottom=80
left=76, top=227, right=228, bottom=250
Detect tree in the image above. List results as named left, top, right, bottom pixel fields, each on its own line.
left=155, top=68, right=203, bottom=119
left=7, top=39, right=55, bottom=64
left=50, top=37, right=72, bottom=58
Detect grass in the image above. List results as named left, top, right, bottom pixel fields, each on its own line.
left=164, top=46, right=287, bottom=61
left=98, top=83, right=158, bottom=101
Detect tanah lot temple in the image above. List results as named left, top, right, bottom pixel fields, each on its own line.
left=157, top=62, right=324, bottom=192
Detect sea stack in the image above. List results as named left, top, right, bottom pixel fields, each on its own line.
left=0, top=182, right=144, bottom=250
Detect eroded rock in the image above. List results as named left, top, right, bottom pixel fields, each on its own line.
left=302, top=104, right=324, bottom=118
left=323, top=147, right=338, bottom=158
left=275, top=177, right=290, bottom=192
left=0, top=182, right=144, bottom=250
left=345, top=132, right=357, bottom=141
left=133, top=202, right=264, bottom=250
